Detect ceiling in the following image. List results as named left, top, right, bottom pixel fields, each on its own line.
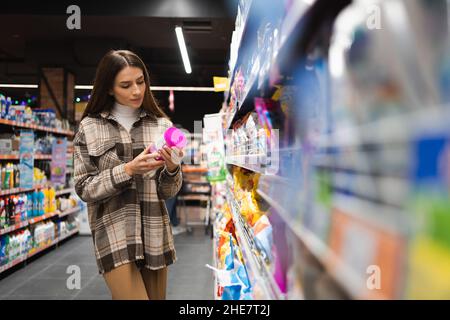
left=0, top=0, right=237, bottom=87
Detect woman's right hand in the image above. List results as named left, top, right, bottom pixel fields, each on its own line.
left=124, top=148, right=165, bottom=176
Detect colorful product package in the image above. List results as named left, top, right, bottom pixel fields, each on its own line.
left=252, top=214, right=273, bottom=262
left=209, top=233, right=252, bottom=300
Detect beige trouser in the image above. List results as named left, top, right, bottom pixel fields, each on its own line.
left=103, top=263, right=168, bottom=300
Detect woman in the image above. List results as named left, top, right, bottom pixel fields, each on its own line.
left=74, top=50, right=183, bottom=300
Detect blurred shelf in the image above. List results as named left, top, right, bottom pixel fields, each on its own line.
left=0, top=119, right=74, bottom=136
left=27, top=211, right=59, bottom=225
left=0, top=228, right=79, bottom=275
left=182, top=166, right=208, bottom=173
left=58, top=227, right=79, bottom=242
left=0, top=220, right=29, bottom=236
left=0, top=154, right=20, bottom=160
left=226, top=0, right=255, bottom=102
left=226, top=189, right=284, bottom=300
left=226, top=161, right=264, bottom=175
left=256, top=188, right=388, bottom=300
left=0, top=211, right=59, bottom=236
left=35, top=154, right=52, bottom=160
left=28, top=239, right=58, bottom=259
left=0, top=185, right=47, bottom=196
left=58, top=206, right=81, bottom=219
left=0, top=207, right=80, bottom=236
left=0, top=154, right=72, bottom=161
left=224, top=1, right=315, bottom=129
left=0, top=255, right=26, bottom=274
left=212, top=224, right=220, bottom=300
left=55, top=187, right=74, bottom=196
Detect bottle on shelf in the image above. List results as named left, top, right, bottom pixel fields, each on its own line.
left=0, top=197, right=5, bottom=228
left=26, top=193, right=33, bottom=219
left=48, top=187, right=56, bottom=213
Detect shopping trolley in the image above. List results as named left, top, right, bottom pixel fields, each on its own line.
left=177, top=166, right=212, bottom=236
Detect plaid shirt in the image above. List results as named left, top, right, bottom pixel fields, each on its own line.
left=73, top=109, right=181, bottom=274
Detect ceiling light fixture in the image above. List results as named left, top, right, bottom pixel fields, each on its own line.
left=175, top=26, right=192, bottom=74
left=0, top=84, right=38, bottom=88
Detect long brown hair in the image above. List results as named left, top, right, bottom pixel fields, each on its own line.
left=81, top=50, right=167, bottom=120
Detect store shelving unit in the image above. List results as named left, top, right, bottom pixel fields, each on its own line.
left=0, top=107, right=78, bottom=278
left=212, top=0, right=435, bottom=300
left=0, top=227, right=79, bottom=274
left=212, top=224, right=220, bottom=300
left=223, top=0, right=321, bottom=129
left=58, top=227, right=80, bottom=242
left=55, top=187, right=75, bottom=197
left=0, top=118, right=74, bottom=136
left=0, top=206, right=81, bottom=236
left=0, top=185, right=46, bottom=196
left=225, top=184, right=284, bottom=300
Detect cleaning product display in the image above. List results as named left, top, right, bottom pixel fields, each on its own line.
left=32, top=221, right=56, bottom=248
left=0, top=215, right=80, bottom=268
left=0, top=94, right=70, bottom=132
left=0, top=229, right=32, bottom=266
left=0, top=90, right=78, bottom=275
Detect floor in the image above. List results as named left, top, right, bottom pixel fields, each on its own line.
left=0, top=227, right=214, bottom=300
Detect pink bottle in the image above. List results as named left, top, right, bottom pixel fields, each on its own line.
left=149, top=127, right=187, bottom=159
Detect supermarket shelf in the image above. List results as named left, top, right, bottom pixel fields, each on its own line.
left=256, top=188, right=387, bottom=300
left=0, top=185, right=47, bottom=196
left=225, top=0, right=350, bottom=129
left=226, top=0, right=255, bottom=101
left=0, top=211, right=58, bottom=236
left=27, top=238, right=59, bottom=259
left=182, top=166, right=208, bottom=173
left=0, top=255, right=26, bottom=274
left=0, top=154, right=20, bottom=160
left=0, top=227, right=79, bottom=275
left=0, top=154, right=72, bottom=161
left=212, top=224, right=220, bottom=300
left=58, top=227, right=79, bottom=242
left=0, top=220, right=29, bottom=236
left=28, top=211, right=59, bottom=225
left=226, top=190, right=284, bottom=300
left=0, top=118, right=74, bottom=136
left=226, top=72, right=258, bottom=129
left=0, top=207, right=81, bottom=236
left=55, top=187, right=74, bottom=196
left=226, top=155, right=267, bottom=174
left=58, top=206, right=81, bottom=219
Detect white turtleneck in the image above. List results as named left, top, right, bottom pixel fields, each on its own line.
left=111, top=101, right=140, bottom=132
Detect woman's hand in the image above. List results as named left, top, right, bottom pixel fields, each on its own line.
left=124, top=148, right=165, bottom=176
left=158, top=146, right=184, bottom=173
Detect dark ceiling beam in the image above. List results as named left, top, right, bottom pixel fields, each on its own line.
left=2, top=0, right=237, bottom=18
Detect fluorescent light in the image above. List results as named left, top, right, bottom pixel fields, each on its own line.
left=74, top=85, right=93, bottom=90
left=0, top=84, right=38, bottom=88
left=175, top=26, right=192, bottom=74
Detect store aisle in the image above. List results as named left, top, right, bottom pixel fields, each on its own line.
left=0, top=229, right=214, bottom=300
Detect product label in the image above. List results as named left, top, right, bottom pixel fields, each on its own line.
left=19, top=130, right=34, bottom=188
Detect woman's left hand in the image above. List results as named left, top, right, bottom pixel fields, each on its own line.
left=158, top=146, right=184, bottom=173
